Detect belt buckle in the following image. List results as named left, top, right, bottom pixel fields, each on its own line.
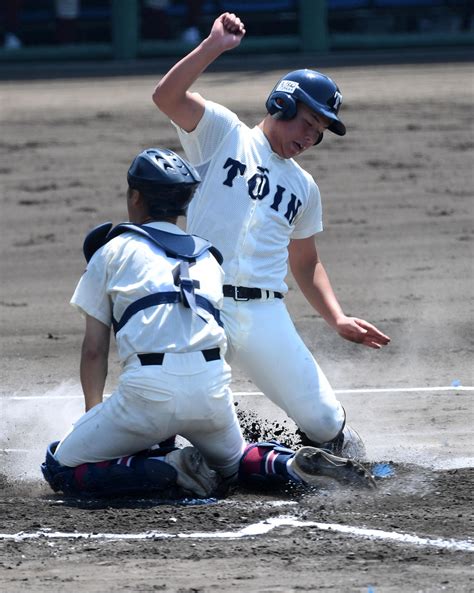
left=234, top=286, right=249, bottom=301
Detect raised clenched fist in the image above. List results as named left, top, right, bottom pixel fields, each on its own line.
left=208, top=12, right=246, bottom=51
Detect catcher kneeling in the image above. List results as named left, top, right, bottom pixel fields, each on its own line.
left=41, top=148, right=375, bottom=499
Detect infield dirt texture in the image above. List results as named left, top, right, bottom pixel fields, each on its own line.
left=0, top=53, right=473, bottom=592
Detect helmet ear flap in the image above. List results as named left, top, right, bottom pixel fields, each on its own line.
left=265, top=91, right=297, bottom=121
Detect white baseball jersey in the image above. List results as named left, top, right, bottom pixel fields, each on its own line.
left=71, top=221, right=227, bottom=363
left=56, top=220, right=245, bottom=477
left=171, top=102, right=345, bottom=446
left=174, top=101, right=323, bottom=293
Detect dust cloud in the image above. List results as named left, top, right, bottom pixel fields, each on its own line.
left=0, top=380, right=83, bottom=481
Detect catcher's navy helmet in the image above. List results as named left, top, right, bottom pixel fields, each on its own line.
left=265, top=69, right=346, bottom=140
left=127, top=148, right=201, bottom=217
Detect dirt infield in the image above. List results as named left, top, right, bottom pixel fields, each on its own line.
left=1, top=56, right=473, bottom=592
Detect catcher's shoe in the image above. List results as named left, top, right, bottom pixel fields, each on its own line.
left=289, top=446, right=376, bottom=489
left=165, top=446, right=220, bottom=498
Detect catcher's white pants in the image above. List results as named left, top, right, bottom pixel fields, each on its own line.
left=222, top=298, right=345, bottom=443
left=54, top=352, right=246, bottom=478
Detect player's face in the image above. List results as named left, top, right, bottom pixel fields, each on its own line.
left=275, top=103, right=331, bottom=159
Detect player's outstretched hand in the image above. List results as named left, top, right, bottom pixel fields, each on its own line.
left=208, top=12, right=246, bottom=52
left=336, top=316, right=391, bottom=349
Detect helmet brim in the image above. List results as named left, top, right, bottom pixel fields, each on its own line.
left=306, top=100, right=346, bottom=136
left=328, top=117, right=346, bottom=137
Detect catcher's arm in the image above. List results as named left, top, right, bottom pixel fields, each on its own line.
left=80, top=315, right=111, bottom=411
left=153, top=12, right=246, bottom=132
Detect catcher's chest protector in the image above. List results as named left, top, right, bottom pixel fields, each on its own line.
left=83, top=222, right=223, bottom=332
left=83, top=222, right=222, bottom=264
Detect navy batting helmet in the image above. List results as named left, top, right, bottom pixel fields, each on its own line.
left=127, top=148, right=201, bottom=217
left=265, top=69, right=346, bottom=141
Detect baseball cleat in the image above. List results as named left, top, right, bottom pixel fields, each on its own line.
left=165, top=446, right=220, bottom=498
left=317, top=425, right=367, bottom=461
left=289, top=446, right=376, bottom=489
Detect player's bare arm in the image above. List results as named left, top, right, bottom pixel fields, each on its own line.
left=289, top=237, right=390, bottom=349
left=289, top=236, right=346, bottom=327
left=80, top=315, right=110, bottom=412
left=152, top=12, right=246, bottom=132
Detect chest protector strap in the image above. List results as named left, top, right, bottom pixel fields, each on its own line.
left=83, top=222, right=223, bottom=264
left=83, top=222, right=223, bottom=332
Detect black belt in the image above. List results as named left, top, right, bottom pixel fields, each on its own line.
left=223, top=285, right=284, bottom=301
left=138, top=348, right=221, bottom=366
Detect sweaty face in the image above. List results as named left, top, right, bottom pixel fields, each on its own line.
left=271, top=103, right=331, bottom=159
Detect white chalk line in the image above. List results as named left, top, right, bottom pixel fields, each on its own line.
left=4, top=385, right=474, bottom=401
left=0, top=516, right=472, bottom=552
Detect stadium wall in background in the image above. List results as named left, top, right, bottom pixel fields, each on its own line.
left=0, top=0, right=472, bottom=63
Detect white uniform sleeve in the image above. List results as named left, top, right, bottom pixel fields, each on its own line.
left=290, top=179, right=323, bottom=240
left=172, top=101, right=240, bottom=166
left=70, top=251, right=112, bottom=326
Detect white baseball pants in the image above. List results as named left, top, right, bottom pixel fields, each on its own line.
left=54, top=351, right=246, bottom=478
left=222, top=298, right=345, bottom=443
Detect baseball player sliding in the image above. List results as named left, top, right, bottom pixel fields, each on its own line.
left=152, top=12, right=391, bottom=459
left=41, top=147, right=376, bottom=499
